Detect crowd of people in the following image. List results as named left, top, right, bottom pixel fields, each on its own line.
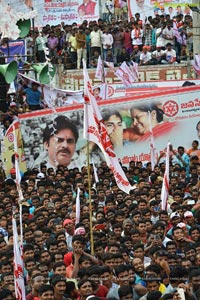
left=0, top=6, right=200, bottom=300
left=23, top=9, right=194, bottom=69
left=0, top=120, right=200, bottom=300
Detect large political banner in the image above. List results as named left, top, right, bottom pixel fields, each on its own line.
left=127, top=0, right=192, bottom=20
left=19, top=85, right=200, bottom=169
left=11, top=0, right=99, bottom=26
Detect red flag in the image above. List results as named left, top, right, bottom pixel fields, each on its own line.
left=161, top=143, right=170, bottom=210
left=13, top=217, right=26, bottom=300
left=83, top=60, right=132, bottom=194
left=148, top=111, right=157, bottom=171
left=115, top=62, right=136, bottom=87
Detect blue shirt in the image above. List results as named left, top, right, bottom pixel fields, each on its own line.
left=24, top=88, right=41, bottom=106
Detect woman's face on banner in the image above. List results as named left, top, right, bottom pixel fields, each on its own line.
left=104, top=114, right=122, bottom=136
left=131, top=108, right=156, bottom=135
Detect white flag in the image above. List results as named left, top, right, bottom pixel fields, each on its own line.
left=130, top=61, right=139, bottom=80
left=92, top=161, right=99, bottom=183
left=13, top=217, right=26, bottom=300
left=161, top=143, right=170, bottom=210
left=115, top=62, right=135, bottom=87
left=75, top=187, right=81, bottom=225
left=83, top=60, right=132, bottom=194
left=173, top=21, right=182, bottom=44
left=148, top=112, right=157, bottom=171
left=95, top=56, right=106, bottom=81
left=104, top=61, right=115, bottom=72
left=192, top=54, right=200, bottom=76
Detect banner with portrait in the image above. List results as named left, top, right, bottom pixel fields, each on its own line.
left=19, top=85, right=200, bottom=170
left=127, top=0, right=192, bottom=20
left=11, top=0, right=99, bottom=26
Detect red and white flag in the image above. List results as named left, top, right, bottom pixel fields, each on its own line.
left=161, top=143, right=170, bottom=210
left=12, top=121, right=24, bottom=248
left=173, top=21, right=182, bottom=44
left=83, top=60, right=132, bottom=194
left=95, top=56, right=106, bottom=81
left=148, top=111, right=157, bottom=171
left=104, top=61, right=115, bottom=72
left=13, top=216, right=26, bottom=300
left=192, top=54, right=200, bottom=76
left=12, top=122, right=22, bottom=189
left=115, top=62, right=135, bottom=87
left=130, top=61, right=139, bottom=81
left=75, top=187, right=81, bottom=225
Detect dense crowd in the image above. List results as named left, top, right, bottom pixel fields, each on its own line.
left=0, top=6, right=200, bottom=300
left=23, top=10, right=194, bottom=70
left=0, top=134, right=200, bottom=300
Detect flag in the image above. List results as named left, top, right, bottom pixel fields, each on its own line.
left=192, top=54, right=200, bottom=76
left=95, top=56, right=106, bottom=81
left=100, top=83, right=108, bottom=100
left=130, top=61, right=139, bottom=81
left=148, top=111, right=157, bottom=171
left=75, top=187, right=81, bottom=225
left=92, top=160, right=99, bottom=183
left=173, top=21, right=182, bottom=44
left=83, top=60, right=132, bottom=194
left=13, top=216, right=26, bottom=300
left=161, top=143, right=170, bottom=210
left=104, top=61, right=115, bottom=72
left=115, top=62, right=135, bottom=87
left=12, top=121, right=24, bottom=249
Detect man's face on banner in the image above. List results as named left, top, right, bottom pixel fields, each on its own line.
left=44, top=128, right=76, bottom=167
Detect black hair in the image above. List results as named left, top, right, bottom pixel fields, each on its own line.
left=118, top=285, right=133, bottom=298
left=0, top=289, right=13, bottom=300
left=38, top=284, right=54, bottom=296
left=131, top=103, right=164, bottom=123
left=114, top=265, right=128, bottom=277
left=50, top=274, right=66, bottom=286
left=102, top=109, right=122, bottom=122
left=43, top=115, right=79, bottom=144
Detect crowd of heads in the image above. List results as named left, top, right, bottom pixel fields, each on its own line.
left=22, top=8, right=194, bottom=69
left=0, top=136, right=200, bottom=300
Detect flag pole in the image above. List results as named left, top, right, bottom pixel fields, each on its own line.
left=86, top=140, right=94, bottom=255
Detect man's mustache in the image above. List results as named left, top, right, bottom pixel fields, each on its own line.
left=58, top=148, right=71, bottom=155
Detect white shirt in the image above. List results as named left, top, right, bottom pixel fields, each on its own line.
left=156, top=28, right=165, bottom=47
left=152, top=49, right=165, bottom=58
left=90, top=30, right=102, bottom=47
left=162, top=27, right=174, bottom=45
left=164, top=49, right=176, bottom=61
left=131, top=28, right=143, bottom=45
left=102, top=33, right=113, bottom=49
left=140, top=51, right=151, bottom=63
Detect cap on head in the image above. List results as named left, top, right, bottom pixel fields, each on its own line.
left=170, top=212, right=180, bottom=219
